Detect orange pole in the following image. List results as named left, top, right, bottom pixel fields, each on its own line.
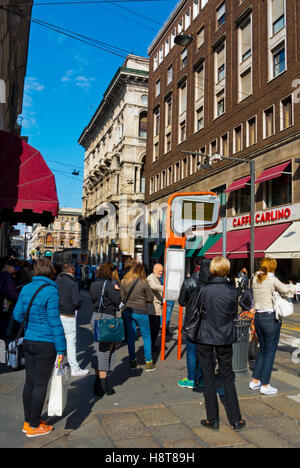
left=160, top=300, right=168, bottom=361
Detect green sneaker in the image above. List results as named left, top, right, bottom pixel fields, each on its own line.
left=177, top=378, right=195, bottom=389
left=145, top=360, right=156, bottom=372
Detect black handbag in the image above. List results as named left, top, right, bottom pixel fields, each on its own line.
left=6, top=284, right=50, bottom=369
left=182, top=286, right=205, bottom=343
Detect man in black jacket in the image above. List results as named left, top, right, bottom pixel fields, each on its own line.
left=56, top=263, right=89, bottom=377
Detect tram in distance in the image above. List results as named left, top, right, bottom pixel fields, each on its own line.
left=53, top=248, right=89, bottom=265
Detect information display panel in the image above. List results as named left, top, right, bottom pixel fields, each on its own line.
left=164, top=248, right=185, bottom=301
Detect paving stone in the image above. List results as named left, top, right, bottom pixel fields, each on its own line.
left=100, top=412, right=151, bottom=441
left=193, top=425, right=246, bottom=448
left=262, top=396, right=300, bottom=422
left=239, top=398, right=281, bottom=420
left=262, top=416, right=300, bottom=446
left=115, top=437, right=161, bottom=448
left=137, top=406, right=180, bottom=426
left=68, top=417, right=107, bottom=441
left=0, top=382, right=20, bottom=394
left=167, top=402, right=206, bottom=428
left=241, top=427, right=296, bottom=448
left=163, top=439, right=206, bottom=448
left=149, top=423, right=198, bottom=444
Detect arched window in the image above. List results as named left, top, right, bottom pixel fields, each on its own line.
left=46, top=233, right=53, bottom=246
left=139, top=111, right=147, bottom=139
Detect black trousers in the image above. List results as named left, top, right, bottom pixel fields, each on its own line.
left=149, top=315, right=161, bottom=347
left=197, top=343, right=242, bottom=426
left=22, top=340, right=57, bottom=427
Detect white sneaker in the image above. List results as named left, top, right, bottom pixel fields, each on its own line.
left=71, top=368, right=90, bottom=377
left=260, top=385, right=278, bottom=395
left=249, top=380, right=261, bottom=390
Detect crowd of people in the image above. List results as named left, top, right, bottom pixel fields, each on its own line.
left=0, top=253, right=297, bottom=438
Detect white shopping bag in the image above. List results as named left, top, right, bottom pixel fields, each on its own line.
left=48, top=362, right=68, bottom=417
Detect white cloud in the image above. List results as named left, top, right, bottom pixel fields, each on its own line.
left=75, top=75, right=95, bottom=90
left=61, top=69, right=74, bottom=83
left=25, top=77, right=45, bottom=93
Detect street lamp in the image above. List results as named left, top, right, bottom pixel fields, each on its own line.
left=174, top=34, right=193, bottom=47
left=181, top=150, right=256, bottom=277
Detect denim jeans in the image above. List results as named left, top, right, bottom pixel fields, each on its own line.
left=160, top=301, right=175, bottom=328
left=253, top=313, right=281, bottom=385
left=123, top=308, right=152, bottom=363
left=186, top=337, right=202, bottom=381
left=60, top=315, right=79, bottom=371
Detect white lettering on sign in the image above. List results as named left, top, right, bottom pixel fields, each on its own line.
left=233, top=207, right=291, bottom=228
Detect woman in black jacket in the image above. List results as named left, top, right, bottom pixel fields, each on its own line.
left=90, top=262, right=121, bottom=397
left=196, top=256, right=246, bottom=431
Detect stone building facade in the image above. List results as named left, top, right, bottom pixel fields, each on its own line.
left=30, top=208, right=82, bottom=260
left=79, top=55, right=149, bottom=264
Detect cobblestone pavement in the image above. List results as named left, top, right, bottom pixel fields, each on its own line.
left=1, top=293, right=300, bottom=449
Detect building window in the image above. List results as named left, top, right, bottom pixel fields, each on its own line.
left=185, top=8, right=191, bottom=29
left=167, top=64, right=173, bottom=84
left=196, top=106, right=204, bottom=131
left=153, top=53, right=158, bottom=71
left=272, top=43, right=286, bottom=77
left=193, top=0, right=200, bottom=19
left=210, top=139, right=217, bottom=155
left=178, top=18, right=183, bottom=34
left=154, top=108, right=160, bottom=137
left=197, top=26, right=204, bottom=49
left=165, top=132, right=171, bottom=153
left=280, top=95, right=293, bottom=130
left=46, top=233, right=53, bottom=246
left=216, top=2, right=226, bottom=29
left=139, top=111, right=147, bottom=139
left=247, top=116, right=257, bottom=146
left=216, top=43, right=226, bottom=82
left=182, top=157, right=188, bottom=178
left=165, top=96, right=172, bottom=127
left=235, top=185, right=251, bottom=214
left=150, top=177, right=155, bottom=194
left=216, top=90, right=225, bottom=117
left=167, top=166, right=173, bottom=186
left=181, top=48, right=188, bottom=69
left=239, top=68, right=252, bottom=102
left=211, top=184, right=227, bottom=218
left=263, top=106, right=274, bottom=138
left=174, top=161, right=181, bottom=182
left=195, top=63, right=204, bottom=101
left=159, top=47, right=163, bottom=64
left=155, top=79, right=161, bottom=97
left=165, top=37, right=170, bottom=56
left=271, top=0, right=285, bottom=35
left=190, top=153, right=198, bottom=174
left=171, top=28, right=176, bottom=48
left=179, top=121, right=186, bottom=143
left=179, top=81, right=187, bottom=114
left=154, top=142, right=159, bottom=161
left=161, top=170, right=166, bottom=189
left=239, top=17, right=252, bottom=62
left=234, top=125, right=242, bottom=152
left=266, top=162, right=291, bottom=207
left=220, top=133, right=229, bottom=156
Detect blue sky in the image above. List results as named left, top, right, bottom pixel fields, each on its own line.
left=20, top=0, right=177, bottom=209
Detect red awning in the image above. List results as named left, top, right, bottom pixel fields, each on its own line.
left=0, top=130, right=59, bottom=225
left=225, top=176, right=251, bottom=193
left=255, top=161, right=291, bottom=184
left=205, top=222, right=291, bottom=259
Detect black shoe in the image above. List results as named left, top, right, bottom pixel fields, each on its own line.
left=232, top=419, right=246, bottom=431
left=201, top=419, right=219, bottom=430
left=100, top=378, right=116, bottom=396
left=93, top=376, right=105, bottom=397
left=130, top=359, right=138, bottom=369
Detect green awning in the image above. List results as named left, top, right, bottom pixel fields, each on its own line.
left=197, top=233, right=223, bottom=256
left=186, top=236, right=203, bottom=258
left=151, top=241, right=165, bottom=259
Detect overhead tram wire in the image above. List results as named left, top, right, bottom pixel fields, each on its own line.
left=0, top=5, right=131, bottom=58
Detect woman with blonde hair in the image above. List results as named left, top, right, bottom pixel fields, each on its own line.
left=196, top=256, right=246, bottom=431
left=249, top=257, right=295, bottom=395
left=121, top=263, right=155, bottom=371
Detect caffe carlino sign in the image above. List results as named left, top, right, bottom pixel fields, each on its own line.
left=233, top=207, right=292, bottom=228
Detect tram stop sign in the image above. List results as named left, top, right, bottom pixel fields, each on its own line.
left=170, top=193, right=220, bottom=236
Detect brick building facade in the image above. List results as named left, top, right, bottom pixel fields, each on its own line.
left=144, top=0, right=300, bottom=279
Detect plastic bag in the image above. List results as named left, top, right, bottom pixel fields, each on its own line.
left=48, top=359, right=68, bottom=417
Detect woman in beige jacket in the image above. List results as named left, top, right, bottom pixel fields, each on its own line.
left=249, top=257, right=295, bottom=395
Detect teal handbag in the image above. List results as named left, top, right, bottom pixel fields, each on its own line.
left=93, top=280, right=125, bottom=343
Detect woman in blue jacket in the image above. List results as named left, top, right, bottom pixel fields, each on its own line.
left=13, top=259, right=66, bottom=438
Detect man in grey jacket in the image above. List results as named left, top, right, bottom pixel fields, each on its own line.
left=56, top=263, right=89, bottom=377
